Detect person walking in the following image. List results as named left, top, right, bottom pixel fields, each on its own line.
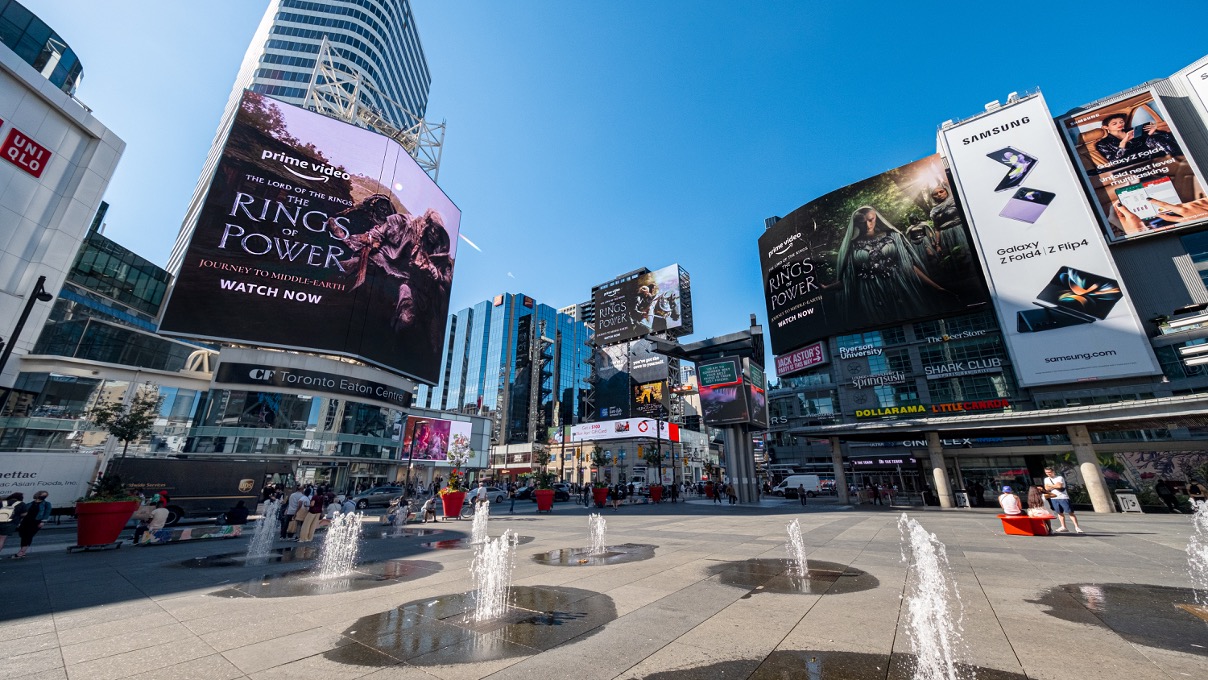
left=727, top=483, right=738, bottom=505
left=0, top=492, right=23, bottom=555
left=871, top=484, right=883, bottom=506
left=282, top=486, right=307, bottom=539
left=798, top=483, right=807, bottom=507
left=298, top=489, right=327, bottom=543
left=11, top=490, right=51, bottom=558
left=508, top=483, right=517, bottom=514
left=1154, top=480, right=1180, bottom=513
left=1043, top=467, right=1083, bottom=533
left=713, top=482, right=723, bottom=504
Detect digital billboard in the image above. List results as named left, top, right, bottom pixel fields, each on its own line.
left=593, top=338, right=671, bottom=419
left=774, top=341, right=827, bottom=377
left=1059, top=89, right=1207, bottom=241
left=571, top=418, right=679, bottom=442
left=697, top=357, right=750, bottom=426
left=159, top=91, right=460, bottom=384
left=745, top=360, right=769, bottom=429
left=593, top=264, right=692, bottom=346
left=939, top=93, right=1161, bottom=387
left=759, top=155, right=989, bottom=356
left=397, top=416, right=472, bottom=462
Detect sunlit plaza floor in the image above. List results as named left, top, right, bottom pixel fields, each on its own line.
left=0, top=498, right=1203, bottom=679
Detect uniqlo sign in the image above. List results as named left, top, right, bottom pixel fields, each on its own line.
left=2, top=128, right=51, bottom=178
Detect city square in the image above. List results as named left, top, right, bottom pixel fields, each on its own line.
left=0, top=500, right=1204, bottom=679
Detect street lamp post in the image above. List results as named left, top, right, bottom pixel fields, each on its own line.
left=0, top=275, right=54, bottom=407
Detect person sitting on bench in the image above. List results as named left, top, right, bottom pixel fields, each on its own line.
left=998, top=486, right=1023, bottom=515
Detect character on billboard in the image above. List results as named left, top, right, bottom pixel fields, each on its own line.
left=833, top=207, right=953, bottom=325
left=904, top=215, right=942, bottom=274
left=927, top=185, right=970, bottom=264
left=1094, top=114, right=1178, bottom=164
left=330, top=196, right=454, bottom=352
left=632, top=282, right=680, bottom=334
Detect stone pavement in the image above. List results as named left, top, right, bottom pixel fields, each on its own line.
left=0, top=498, right=1203, bottom=679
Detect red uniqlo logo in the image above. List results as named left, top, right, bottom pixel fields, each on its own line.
left=2, top=128, right=51, bottom=178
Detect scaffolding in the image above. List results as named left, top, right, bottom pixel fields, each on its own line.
left=302, top=37, right=445, bottom=181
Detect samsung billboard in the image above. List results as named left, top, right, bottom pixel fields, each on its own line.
left=159, top=91, right=460, bottom=385
left=759, top=155, right=989, bottom=356
left=939, top=93, right=1161, bottom=387
left=1058, top=88, right=1208, bottom=241
left=592, top=264, right=692, bottom=346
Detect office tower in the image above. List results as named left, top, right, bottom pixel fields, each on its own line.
left=168, top=0, right=433, bottom=273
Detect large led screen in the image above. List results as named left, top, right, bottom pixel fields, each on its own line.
left=697, top=357, right=750, bottom=426
left=397, top=416, right=472, bottom=462
left=594, top=339, right=670, bottom=419
left=1059, top=89, right=1207, bottom=241
left=939, top=93, right=1161, bottom=387
left=593, top=264, right=691, bottom=346
left=759, top=155, right=989, bottom=356
left=159, top=91, right=460, bottom=384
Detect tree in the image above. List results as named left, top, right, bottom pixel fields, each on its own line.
left=590, top=446, right=608, bottom=487
left=532, top=444, right=554, bottom=490
left=642, top=446, right=665, bottom=486
left=88, top=388, right=164, bottom=465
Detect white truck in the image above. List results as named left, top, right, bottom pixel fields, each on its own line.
left=772, top=474, right=822, bottom=499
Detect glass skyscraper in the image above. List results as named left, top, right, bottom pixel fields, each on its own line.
left=417, top=294, right=594, bottom=447
left=168, top=0, right=433, bottom=273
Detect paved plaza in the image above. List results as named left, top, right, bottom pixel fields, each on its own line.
left=0, top=499, right=1204, bottom=680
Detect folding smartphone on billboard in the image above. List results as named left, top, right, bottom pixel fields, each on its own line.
left=999, top=187, right=1055, bottom=223
left=988, top=146, right=1038, bottom=192
left=1016, top=266, right=1122, bottom=333
left=1116, top=178, right=1183, bottom=229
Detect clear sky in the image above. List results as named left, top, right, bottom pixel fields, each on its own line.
left=23, top=0, right=1208, bottom=357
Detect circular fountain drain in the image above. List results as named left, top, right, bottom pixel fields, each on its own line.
left=208, top=558, right=443, bottom=598
left=177, top=545, right=321, bottom=568
left=706, top=558, right=877, bottom=596
left=531, top=543, right=657, bottom=566
left=1028, top=583, right=1208, bottom=657
left=418, top=535, right=535, bottom=550
left=323, top=585, right=616, bottom=666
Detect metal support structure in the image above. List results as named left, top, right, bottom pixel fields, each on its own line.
left=927, top=432, right=954, bottom=509
left=303, top=38, right=445, bottom=181
left=0, top=275, right=54, bottom=408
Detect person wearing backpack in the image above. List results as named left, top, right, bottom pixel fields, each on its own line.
left=11, top=490, right=52, bottom=558
left=0, top=492, right=23, bottom=555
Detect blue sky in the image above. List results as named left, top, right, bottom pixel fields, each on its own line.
left=24, top=0, right=1208, bottom=356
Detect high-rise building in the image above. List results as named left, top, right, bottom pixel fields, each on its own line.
left=168, top=0, right=433, bottom=273
left=0, top=0, right=84, bottom=95
left=415, top=294, right=593, bottom=481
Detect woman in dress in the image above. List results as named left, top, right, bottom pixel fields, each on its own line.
left=834, top=207, right=952, bottom=326
left=11, top=490, right=51, bottom=558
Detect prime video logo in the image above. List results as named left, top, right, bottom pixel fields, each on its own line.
left=767, top=232, right=802, bottom=258
left=261, top=149, right=351, bottom=183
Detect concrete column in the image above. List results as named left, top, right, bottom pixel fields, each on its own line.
left=830, top=437, right=849, bottom=504
left=1067, top=424, right=1116, bottom=514
left=723, top=427, right=740, bottom=502
left=927, top=432, right=954, bottom=509
left=742, top=432, right=758, bottom=503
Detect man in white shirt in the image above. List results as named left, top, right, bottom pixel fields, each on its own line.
left=474, top=481, right=488, bottom=507
left=281, top=487, right=308, bottom=539
left=997, top=486, right=1023, bottom=515
left=1044, top=467, right=1083, bottom=533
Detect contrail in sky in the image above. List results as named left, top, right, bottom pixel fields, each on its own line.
left=458, top=233, right=482, bottom=252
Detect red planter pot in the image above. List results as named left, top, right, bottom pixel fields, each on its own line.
left=650, top=486, right=664, bottom=503
left=440, top=491, right=467, bottom=519
left=75, top=501, right=139, bottom=547
left=534, top=489, right=554, bottom=512
left=592, top=487, right=609, bottom=508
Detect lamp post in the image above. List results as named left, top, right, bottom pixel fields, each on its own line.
left=0, top=275, right=54, bottom=406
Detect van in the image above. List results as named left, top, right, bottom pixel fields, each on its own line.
left=772, top=474, right=822, bottom=498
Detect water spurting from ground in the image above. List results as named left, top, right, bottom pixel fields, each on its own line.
left=470, top=528, right=516, bottom=622
left=898, top=513, right=970, bottom=680
left=471, top=499, right=491, bottom=544
left=1189, top=501, right=1208, bottom=607
left=589, top=513, right=607, bottom=555
left=316, top=511, right=362, bottom=579
left=246, top=499, right=280, bottom=560
left=786, top=518, right=808, bottom=579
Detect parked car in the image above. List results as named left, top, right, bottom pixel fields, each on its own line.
left=351, top=485, right=405, bottom=509
left=463, top=486, right=509, bottom=505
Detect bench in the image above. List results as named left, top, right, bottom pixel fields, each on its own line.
left=136, top=524, right=243, bottom=546
left=998, top=514, right=1052, bottom=536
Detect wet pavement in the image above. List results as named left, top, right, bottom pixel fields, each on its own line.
left=418, top=534, right=535, bottom=550
left=1028, top=582, right=1208, bottom=657
left=325, top=585, right=616, bottom=666
left=210, top=558, right=443, bottom=598
left=706, top=558, right=878, bottom=596
left=641, top=650, right=1027, bottom=679
left=365, top=527, right=446, bottom=540
left=531, top=543, right=657, bottom=566
left=176, top=545, right=321, bottom=568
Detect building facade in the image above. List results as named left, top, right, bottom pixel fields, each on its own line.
left=168, top=0, right=432, bottom=273
left=0, top=0, right=83, bottom=95
left=416, top=293, right=593, bottom=482
left=763, top=55, right=1208, bottom=513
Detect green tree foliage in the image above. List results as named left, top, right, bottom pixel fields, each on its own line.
left=87, top=389, right=164, bottom=463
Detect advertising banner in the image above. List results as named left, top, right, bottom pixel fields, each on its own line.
left=213, top=361, right=412, bottom=408
left=1059, top=89, right=1207, bottom=241
left=746, top=360, right=769, bottom=429
left=633, top=380, right=668, bottom=417
left=1184, top=62, right=1208, bottom=117
left=398, top=416, right=473, bottom=462
left=571, top=418, right=679, bottom=442
left=0, top=451, right=99, bottom=503
left=775, top=341, right=828, bottom=377
left=939, top=93, right=1161, bottom=386
left=592, top=264, right=691, bottom=346
left=593, top=339, right=670, bottom=419
left=698, top=357, right=751, bottom=425
left=160, top=91, right=460, bottom=384
left=759, top=155, right=989, bottom=356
